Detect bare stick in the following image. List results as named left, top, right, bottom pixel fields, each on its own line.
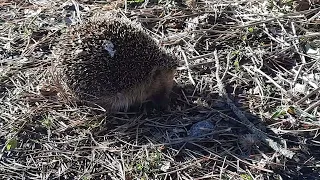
left=296, top=87, right=320, bottom=104
left=180, top=46, right=196, bottom=85
left=305, top=100, right=320, bottom=113
left=214, top=49, right=295, bottom=159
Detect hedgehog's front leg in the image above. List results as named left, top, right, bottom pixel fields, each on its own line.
left=151, top=90, right=170, bottom=111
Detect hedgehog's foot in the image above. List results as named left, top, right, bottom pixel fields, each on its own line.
left=150, top=91, right=170, bottom=112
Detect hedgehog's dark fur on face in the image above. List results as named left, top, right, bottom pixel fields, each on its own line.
left=57, top=13, right=179, bottom=111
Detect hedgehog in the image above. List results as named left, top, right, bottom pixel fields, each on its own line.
left=56, top=12, right=179, bottom=112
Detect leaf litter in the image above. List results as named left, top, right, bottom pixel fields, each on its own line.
left=0, top=0, right=320, bottom=179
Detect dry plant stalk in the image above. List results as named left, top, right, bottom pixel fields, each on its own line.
left=213, top=50, right=295, bottom=159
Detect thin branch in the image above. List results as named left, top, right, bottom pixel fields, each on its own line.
left=214, top=49, right=295, bottom=159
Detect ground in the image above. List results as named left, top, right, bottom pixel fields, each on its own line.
left=1, top=0, right=320, bottom=179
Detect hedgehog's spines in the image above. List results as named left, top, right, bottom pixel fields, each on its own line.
left=57, top=13, right=179, bottom=111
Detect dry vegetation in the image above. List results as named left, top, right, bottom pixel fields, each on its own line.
left=1, top=0, right=320, bottom=179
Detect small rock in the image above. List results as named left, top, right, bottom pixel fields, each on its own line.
left=29, top=0, right=53, bottom=7
left=293, top=83, right=306, bottom=94
left=305, top=42, right=320, bottom=60
left=160, top=161, right=170, bottom=172
left=64, top=16, right=74, bottom=26
left=253, top=86, right=260, bottom=95
left=188, top=120, right=215, bottom=137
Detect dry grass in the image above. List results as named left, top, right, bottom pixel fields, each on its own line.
left=1, top=0, right=320, bottom=179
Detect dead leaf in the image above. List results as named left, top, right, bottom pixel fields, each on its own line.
left=38, top=84, right=59, bottom=96
left=294, top=0, right=320, bottom=11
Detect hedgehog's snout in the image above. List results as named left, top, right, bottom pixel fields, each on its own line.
left=148, top=67, right=176, bottom=109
